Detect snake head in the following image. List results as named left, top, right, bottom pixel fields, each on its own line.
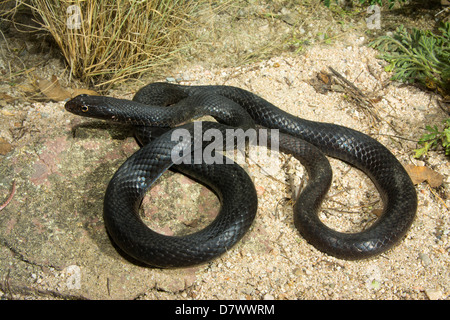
left=65, top=94, right=115, bottom=120
left=65, top=94, right=93, bottom=114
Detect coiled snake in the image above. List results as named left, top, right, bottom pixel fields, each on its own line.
left=65, top=82, right=417, bottom=268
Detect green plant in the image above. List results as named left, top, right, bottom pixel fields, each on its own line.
left=323, top=0, right=406, bottom=9
left=415, top=119, right=450, bottom=157
left=369, top=23, right=450, bottom=158
left=369, top=23, right=450, bottom=97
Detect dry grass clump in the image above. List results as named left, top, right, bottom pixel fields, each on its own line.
left=20, top=0, right=203, bottom=89
left=0, top=0, right=16, bottom=17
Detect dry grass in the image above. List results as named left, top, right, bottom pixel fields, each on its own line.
left=19, top=0, right=205, bottom=89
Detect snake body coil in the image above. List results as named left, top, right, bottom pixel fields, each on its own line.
left=65, top=82, right=417, bottom=267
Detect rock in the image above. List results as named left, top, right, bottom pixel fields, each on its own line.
left=154, top=269, right=197, bottom=293
left=0, top=137, right=12, bottom=155
left=425, top=288, right=442, bottom=300
left=281, top=13, right=299, bottom=26
left=263, top=293, right=275, bottom=300
left=419, top=252, right=432, bottom=267
left=292, top=267, right=303, bottom=277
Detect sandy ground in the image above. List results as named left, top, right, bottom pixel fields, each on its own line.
left=0, top=29, right=449, bottom=300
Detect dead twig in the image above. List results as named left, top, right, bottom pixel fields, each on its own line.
left=436, top=98, right=450, bottom=116
left=0, top=180, right=16, bottom=211
left=328, top=67, right=381, bottom=123
left=0, top=277, right=89, bottom=300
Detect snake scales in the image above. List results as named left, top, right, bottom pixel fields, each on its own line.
left=65, top=82, right=417, bottom=268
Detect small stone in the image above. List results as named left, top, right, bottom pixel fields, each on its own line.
left=419, top=252, right=432, bottom=267
left=263, top=293, right=274, bottom=300
left=416, top=105, right=427, bottom=111
left=259, top=23, right=269, bottom=32
left=166, top=77, right=176, bottom=82
left=331, top=84, right=345, bottom=92
left=0, top=138, right=12, bottom=155
left=255, top=185, right=265, bottom=196
left=293, top=267, right=303, bottom=277
left=425, top=288, right=442, bottom=300
left=281, top=13, right=298, bottom=26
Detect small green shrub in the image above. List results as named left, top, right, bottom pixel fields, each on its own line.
left=370, top=23, right=450, bottom=157
left=370, top=23, right=450, bottom=97
left=415, top=119, right=450, bottom=157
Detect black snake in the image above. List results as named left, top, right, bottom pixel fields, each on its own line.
left=65, top=82, right=417, bottom=268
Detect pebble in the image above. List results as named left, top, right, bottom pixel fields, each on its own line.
left=0, top=138, right=12, bottom=155
left=425, top=288, right=442, bottom=300
left=416, top=105, right=427, bottom=111
left=263, top=293, right=275, bottom=300
left=292, top=267, right=303, bottom=277
left=419, top=252, right=432, bottom=267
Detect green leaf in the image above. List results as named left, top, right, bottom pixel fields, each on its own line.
left=414, top=143, right=430, bottom=158
left=384, top=63, right=395, bottom=72
left=415, top=118, right=450, bottom=158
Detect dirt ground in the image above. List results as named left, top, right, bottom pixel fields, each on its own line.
left=0, top=1, right=449, bottom=300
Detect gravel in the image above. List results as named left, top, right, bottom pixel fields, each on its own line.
left=0, top=31, right=449, bottom=300
left=133, top=34, right=449, bottom=300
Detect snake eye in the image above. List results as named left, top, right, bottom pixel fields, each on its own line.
left=81, top=105, right=89, bottom=112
